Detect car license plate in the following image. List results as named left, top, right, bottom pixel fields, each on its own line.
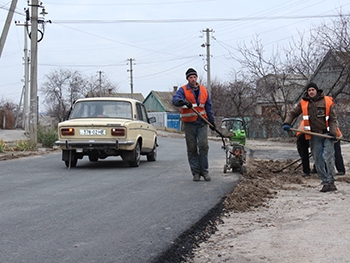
left=80, top=129, right=106, bottom=136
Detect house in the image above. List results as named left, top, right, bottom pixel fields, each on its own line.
left=309, top=50, right=350, bottom=101
left=256, top=74, right=308, bottom=115
left=143, top=88, right=181, bottom=130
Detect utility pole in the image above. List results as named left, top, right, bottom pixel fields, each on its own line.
left=28, top=1, right=49, bottom=144
left=23, top=9, right=30, bottom=133
left=127, top=58, right=135, bottom=98
left=15, top=9, right=31, bottom=132
left=97, top=71, right=103, bottom=96
left=29, top=0, right=39, bottom=144
left=0, top=0, right=18, bottom=58
left=201, top=28, right=213, bottom=94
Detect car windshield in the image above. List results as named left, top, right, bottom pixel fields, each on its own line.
left=69, top=101, right=133, bottom=119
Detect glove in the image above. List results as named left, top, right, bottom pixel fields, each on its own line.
left=184, top=101, right=192, bottom=109
left=282, top=124, right=291, bottom=132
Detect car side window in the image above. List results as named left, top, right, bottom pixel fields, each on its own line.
left=136, top=103, right=148, bottom=122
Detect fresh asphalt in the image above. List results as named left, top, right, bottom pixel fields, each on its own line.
left=0, top=135, right=240, bottom=263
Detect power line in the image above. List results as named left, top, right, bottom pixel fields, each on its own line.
left=52, top=14, right=349, bottom=24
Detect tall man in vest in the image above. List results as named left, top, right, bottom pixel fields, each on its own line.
left=283, top=82, right=338, bottom=192
left=172, top=68, right=215, bottom=181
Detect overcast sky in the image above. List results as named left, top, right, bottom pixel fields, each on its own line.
left=1, top=0, right=349, bottom=110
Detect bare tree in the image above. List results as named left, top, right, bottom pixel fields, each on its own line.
left=284, top=31, right=325, bottom=80
left=40, top=69, right=88, bottom=121
left=40, top=69, right=120, bottom=121
left=0, top=98, right=17, bottom=129
left=235, top=35, right=297, bottom=123
left=311, top=13, right=350, bottom=99
left=84, top=74, right=119, bottom=97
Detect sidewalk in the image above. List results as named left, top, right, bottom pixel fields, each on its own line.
left=0, top=129, right=29, bottom=143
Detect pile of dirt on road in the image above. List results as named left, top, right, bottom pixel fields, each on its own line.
left=223, top=158, right=306, bottom=212
left=224, top=158, right=350, bottom=213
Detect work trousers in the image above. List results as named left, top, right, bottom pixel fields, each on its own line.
left=297, top=134, right=310, bottom=174
left=183, top=122, right=209, bottom=176
left=310, top=136, right=335, bottom=185
left=334, top=140, right=346, bottom=174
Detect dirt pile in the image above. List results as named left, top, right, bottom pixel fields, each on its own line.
left=187, top=153, right=350, bottom=263
left=223, top=159, right=305, bottom=212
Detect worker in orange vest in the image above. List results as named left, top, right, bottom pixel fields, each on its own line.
left=283, top=82, right=338, bottom=192
left=172, top=68, right=215, bottom=182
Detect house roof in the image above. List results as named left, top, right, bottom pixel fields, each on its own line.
left=111, top=93, right=145, bottom=102
left=144, top=90, right=179, bottom=112
left=256, top=74, right=308, bottom=104
left=313, top=50, right=350, bottom=75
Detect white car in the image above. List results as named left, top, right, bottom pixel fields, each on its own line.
left=55, top=97, right=158, bottom=168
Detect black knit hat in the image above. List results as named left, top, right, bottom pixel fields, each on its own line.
left=306, top=82, right=319, bottom=91
left=185, top=68, right=197, bottom=79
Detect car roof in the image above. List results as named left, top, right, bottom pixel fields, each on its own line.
left=75, top=97, right=142, bottom=103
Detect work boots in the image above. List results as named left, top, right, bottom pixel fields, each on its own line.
left=193, top=174, right=200, bottom=181
left=320, top=182, right=337, bottom=192
left=202, top=173, right=211, bottom=181
left=193, top=173, right=211, bottom=181
left=328, top=182, right=337, bottom=191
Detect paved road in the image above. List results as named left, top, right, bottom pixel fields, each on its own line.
left=0, top=136, right=240, bottom=263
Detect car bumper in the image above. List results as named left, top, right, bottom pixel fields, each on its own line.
left=55, top=139, right=134, bottom=149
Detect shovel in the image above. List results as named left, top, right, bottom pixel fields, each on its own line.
left=191, top=107, right=226, bottom=148
left=290, top=128, right=350, bottom=143
left=273, top=152, right=311, bottom=173
left=273, top=156, right=304, bottom=173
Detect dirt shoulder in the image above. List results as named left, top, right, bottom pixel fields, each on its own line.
left=187, top=139, right=350, bottom=263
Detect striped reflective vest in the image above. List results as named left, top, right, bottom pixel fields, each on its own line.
left=181, top=85, right=208, bottom=122
left=300, top=96, right=334, bottom=140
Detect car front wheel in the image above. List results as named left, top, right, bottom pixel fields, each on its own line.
left=147, top=141, right=157, bottom=162
left=129, top=142, right=141, bottom=167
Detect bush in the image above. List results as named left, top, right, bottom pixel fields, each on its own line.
left=16, top=140, right=36, bottom=151
left=37, top=125, right=58, bottom=148
left=0, top=139, right=6, bottom=152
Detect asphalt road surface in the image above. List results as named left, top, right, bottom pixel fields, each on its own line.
left=0, top=136, right=240, bottom=263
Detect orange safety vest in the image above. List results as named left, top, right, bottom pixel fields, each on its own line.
left=181, top=85, right=208, bottom=122
left=300, top=96, right=336, bottom=140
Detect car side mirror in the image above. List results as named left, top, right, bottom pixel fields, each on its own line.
left=148, top=116, right=156, bottom=124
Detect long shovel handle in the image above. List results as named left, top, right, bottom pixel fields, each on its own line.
left=191, top=107, right=226, bottom=148
left=273, top=156, right=302, bottom=173
left=290, top=128, right=350, bottom=143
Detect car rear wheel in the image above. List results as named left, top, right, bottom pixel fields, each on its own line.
left=65, top=157, right=77, bottom=168
left=129, top=142, right=141, bottom=167
left=147, top=141, right=157, bottom=162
